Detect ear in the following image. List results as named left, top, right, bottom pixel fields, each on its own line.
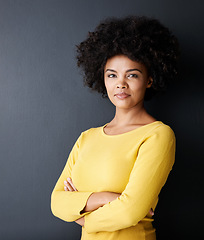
left=146, top=77, right=153, bottom=88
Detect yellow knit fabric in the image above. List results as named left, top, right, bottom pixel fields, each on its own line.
left=51, top=121, right=175, bottom=240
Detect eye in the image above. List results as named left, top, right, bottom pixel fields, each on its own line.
left=127, top=74, right=138, bottom=79
left=107, top=74, right=117, bottom=78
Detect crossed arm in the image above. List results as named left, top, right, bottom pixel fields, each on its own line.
left=64, top=177, right=154, bottom=227
left=52, top=126, right=174, bottom=232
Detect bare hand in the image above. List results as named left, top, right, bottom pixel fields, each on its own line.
left=149, top=208, right=154, bottom=216
left=64, top=178, right=84, bottom=226
left=64, top=177, right=78, bottom=191
left=64, top=177, right=154, bottom=227
left=75, top=217, right=85, bottom=226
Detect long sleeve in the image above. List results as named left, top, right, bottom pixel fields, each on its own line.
left=84, top=125, right=176, bottom=233
left=51, top=133, right=93, bottom=222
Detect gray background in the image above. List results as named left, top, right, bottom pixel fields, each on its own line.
left=0, top=0, right=204, bottom=239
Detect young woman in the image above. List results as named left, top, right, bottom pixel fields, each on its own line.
left=51, top=16, right=180, bottom=240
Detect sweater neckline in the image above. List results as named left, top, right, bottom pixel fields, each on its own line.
left=101, top=120, right=162, bottom=137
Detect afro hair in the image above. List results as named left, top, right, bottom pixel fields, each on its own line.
left=76, top=16, right=180, bottom=100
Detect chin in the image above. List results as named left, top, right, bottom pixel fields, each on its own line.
left=110, top=99, right=143, bottom=109
left=113, top=103, right=136, bottom=109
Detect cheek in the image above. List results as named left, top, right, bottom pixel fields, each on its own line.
left=104, top=81, right=116, bottom=102
left=130, top=83, right=148, bottom=98
left=130, top=82, right=143, bottom=92
left=104, top=80, right=113, bottom=93
left=131, top=81, right=147, bottom=91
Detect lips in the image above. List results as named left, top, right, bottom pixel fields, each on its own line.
left=114, top=92, right=130, bottom=99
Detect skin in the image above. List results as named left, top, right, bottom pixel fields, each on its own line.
left=64, top=55, right=156, bottom=227
left=103, top=54, right=156, bottom=134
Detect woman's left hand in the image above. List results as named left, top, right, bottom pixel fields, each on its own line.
left=64, top=178, right=85, bottom=226
left=63, top=178, right=154, bottom=227
left=64, top=177, right=78, bottom=191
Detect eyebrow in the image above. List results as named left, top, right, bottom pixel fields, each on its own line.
left=105, top=68, right=142, bottom=73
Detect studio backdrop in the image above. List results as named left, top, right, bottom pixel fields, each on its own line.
left=0, top=0, right=204, bottom=239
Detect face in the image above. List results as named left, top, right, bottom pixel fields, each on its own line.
left=104, top=55, right=153, bottom=110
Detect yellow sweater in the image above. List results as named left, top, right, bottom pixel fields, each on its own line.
left=51, top=121, right=175, bottom=240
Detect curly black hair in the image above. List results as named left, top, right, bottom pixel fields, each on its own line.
left=76, top=16, right=180, bottom=100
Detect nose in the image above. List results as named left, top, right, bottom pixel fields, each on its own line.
left=116, top=78, right=127, bottom=89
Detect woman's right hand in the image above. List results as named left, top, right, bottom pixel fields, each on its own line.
left=149, top=208, right=154, bottom=216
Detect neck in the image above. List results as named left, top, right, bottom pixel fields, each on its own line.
left=111, top=102, right=150, bottom=127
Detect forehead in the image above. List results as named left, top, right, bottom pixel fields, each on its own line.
left=104, top=55, right=147, bottom=72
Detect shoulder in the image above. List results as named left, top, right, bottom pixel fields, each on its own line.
left=78, top=125, right=103, bottom=141
left=153, top=122, right=175, bottom=136
left=144, top=121, right=176, bottom=144
left=138, top=122, right=176, bottom=161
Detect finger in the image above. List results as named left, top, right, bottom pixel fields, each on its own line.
left=64, top=186, right=68, bottom=191
left=64, top=180, right=74, bottom=191
left=67, top=178, right=76, bottom=191
left=150, top=208, right=154, bottom=216
left=64, top=180, right=71, bottom=189
left=67, top=177, right=78, bottom=191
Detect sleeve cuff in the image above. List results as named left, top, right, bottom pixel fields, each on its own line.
left=69, top=191, right=94, bottom=219
left=51, top=191, right=94, bottom=222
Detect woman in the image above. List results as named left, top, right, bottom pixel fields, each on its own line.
left=51, top=16, right=180, bottom=240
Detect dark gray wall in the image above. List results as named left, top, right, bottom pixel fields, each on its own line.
left=0, top=0, right=203, bottom=239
